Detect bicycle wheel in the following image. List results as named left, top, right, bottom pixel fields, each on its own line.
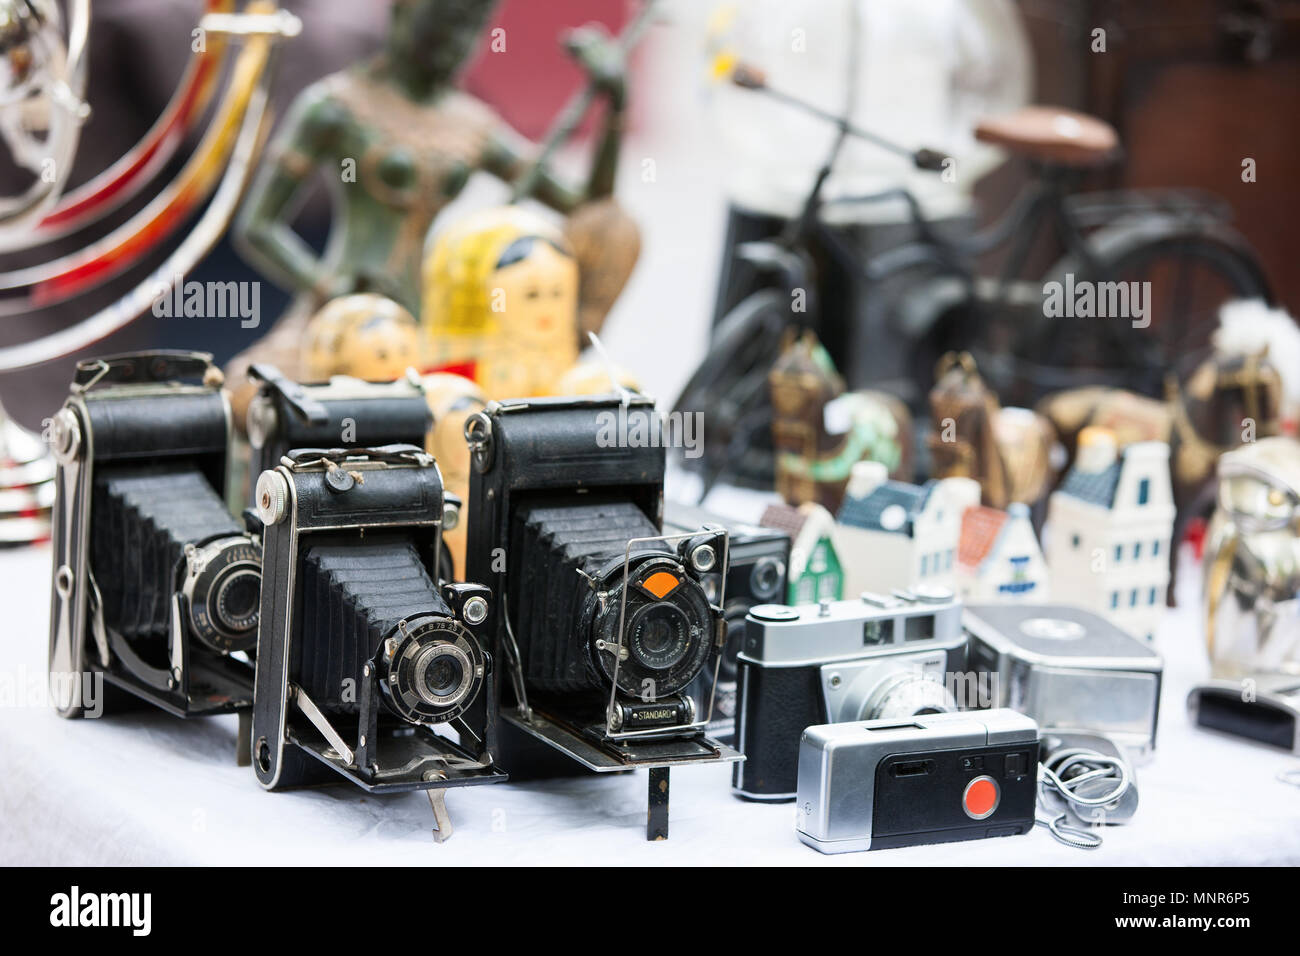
left=671, top=288, right=791, bottom=488
left=1025, top=216, right=1272, bottom=398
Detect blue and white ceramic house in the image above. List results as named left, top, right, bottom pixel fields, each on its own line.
left=836, top=461, right=980, bottom=597
left=955, top=502, right=1049, bottom=603
left=1045, top=427, right=1175, bottom=641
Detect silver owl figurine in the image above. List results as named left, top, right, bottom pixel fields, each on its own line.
left=1203, top=437, right=1300, bottom=680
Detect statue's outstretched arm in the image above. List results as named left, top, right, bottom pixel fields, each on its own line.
left=483, top=51, right=628, bottom=213
left=234, top=89, right=348, bottom=299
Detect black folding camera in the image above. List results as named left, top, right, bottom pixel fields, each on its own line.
left=243, top=365, right=458, bottom=575
left=663, top=504, right=789, bottom=743
left=244, top=364, right=432, bottom=498
left=48, top=352, right=260, bottom=751
left=251, top=443, right=505, bottom=840
left=465, top=395, right=742, bottom=839
left=734, top=588, right=966, bottom=801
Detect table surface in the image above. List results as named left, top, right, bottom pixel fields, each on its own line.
left=3, top=542, right=1298, bottom=867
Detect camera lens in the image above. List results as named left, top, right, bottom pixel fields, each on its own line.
left=376, top=617, right=486, bottom=725
left=629, top=603, right=691, bottom=671
left=185, top=537, right=262, bottom=654
left=750, top=557, right=784, bottom=601
left=863, top=671, right=957, bottom=721
left=413, top=644, right=474, bottom=708
left=424, top=654, right=464, bottom=699
left=586, top=551, right=717, bottom=699
left=215, top=568, right=260, bottom=631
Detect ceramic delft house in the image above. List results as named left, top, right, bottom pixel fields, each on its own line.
left=836, top=461, right=981, bottom=597
left=760, top=501, right=844, bottom=605
left=1045, top=427, right=1175, bottom=641
left=955, top=502, right=1048, bottom=603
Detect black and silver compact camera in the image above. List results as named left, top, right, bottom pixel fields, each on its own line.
left=48, top=352, right=260, bottom=744
left=734, top=587, right=966, bottom=801
left=251, top=444, right=505, bottom=840
left=664, top=504, right=790, bottom=743
left=245, top=364, right=432, bottom=499
left=795, top=709, right=1039, bottom=854
left=465, top=395, right=742, bottom=839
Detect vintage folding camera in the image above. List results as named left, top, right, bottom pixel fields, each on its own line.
left=244, top=363, right=432, bottom=497
left=734, top=587, right=966, bottom=801
left=251, top=443, right=505, bottom=840
left=465, top=395, right=741, bottom=840
left=1187, top=676, right=1300, bottom=753
left=795, top=709, right=1039, bottom=854
left=48, top=352, right=261, bottom=750
left=964, top=604, right=1164, bottom=759
left=663, top=503, right=790, bottom=743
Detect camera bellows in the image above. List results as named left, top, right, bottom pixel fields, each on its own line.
left=92, top=464, right=242, bottom=642
left=297, top=536, right=450, bottom=712
left=508, top=498, right=713, bottom=697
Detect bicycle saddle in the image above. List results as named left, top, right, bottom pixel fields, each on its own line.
left=974, top=106, right=1119, bottom=168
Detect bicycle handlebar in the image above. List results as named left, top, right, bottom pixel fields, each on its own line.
left=727, top=62, right=948, bottom=174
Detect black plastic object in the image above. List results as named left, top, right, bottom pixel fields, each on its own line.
left=869, top=743, right=1036, bottom=849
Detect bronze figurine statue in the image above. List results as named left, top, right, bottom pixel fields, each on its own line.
left=225, top=0, right=634, bottom=421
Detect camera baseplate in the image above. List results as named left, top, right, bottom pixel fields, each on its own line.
left=501, top=707, right=742, bottom=840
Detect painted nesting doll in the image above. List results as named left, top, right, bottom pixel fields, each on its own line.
left=554, top=359, right=642, bottom=396
left=421, top=371, right=488, bottom=580
left=423, top=206, right=579, bottom=401
left=302, top=294, right=421, bottom=382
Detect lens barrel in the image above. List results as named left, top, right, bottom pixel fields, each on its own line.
left=507, top=497, right=718, bottom=699
left=93, top=463, right=257, bottom=651
left=183, top=535, right=262, bottom=653
left=376, top=614, right=485, bottom=725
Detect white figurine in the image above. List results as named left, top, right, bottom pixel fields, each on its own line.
left=955, top=502, right=1048, bottom=603
left=1045, top=427, right=1175, bottom=641
left=836, top=461, right=980, bottom=596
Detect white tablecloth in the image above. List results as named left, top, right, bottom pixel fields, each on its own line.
left=3, top=543, right=1298, bottom=866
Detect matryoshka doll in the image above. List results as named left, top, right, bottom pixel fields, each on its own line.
left=421, top=371, right=488, bottom=580
left=302, top=294, right=422, bottom=382
left=423, top=206, right=579, bottom=400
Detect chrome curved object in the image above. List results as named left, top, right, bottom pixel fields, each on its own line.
left=0, top=399, right=55, bottom=545
left=0, top=0, right=90, bottom=234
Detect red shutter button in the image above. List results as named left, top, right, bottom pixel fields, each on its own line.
left=962, top=775, right=1000, bottom=820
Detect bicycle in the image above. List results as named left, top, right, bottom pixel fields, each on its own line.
left=674, top=64, right=1272, bottom=494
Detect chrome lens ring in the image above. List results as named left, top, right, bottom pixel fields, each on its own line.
left=183, top=536, right=262, bottom=654
left=379, top=617, right=485, bottom=725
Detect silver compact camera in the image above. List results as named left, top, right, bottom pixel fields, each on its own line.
left=964, top=604, right=1163, bottom=759
left=734, top=586, right=966, bottom=800
left=795, top=709, right=1039, bottom=854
